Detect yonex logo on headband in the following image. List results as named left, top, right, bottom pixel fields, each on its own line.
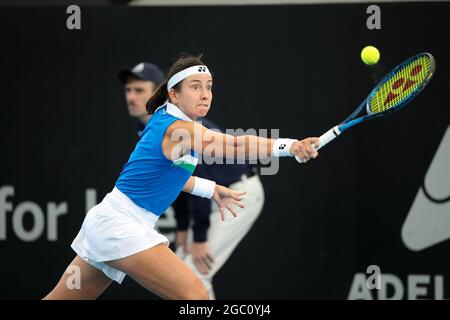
left=167, top=65, right=211, bottom=91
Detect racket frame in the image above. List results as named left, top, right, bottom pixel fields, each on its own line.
left=296, top=52, right=436, bottom=162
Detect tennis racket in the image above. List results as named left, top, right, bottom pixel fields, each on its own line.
left=296, top=52, right=436, bottom=163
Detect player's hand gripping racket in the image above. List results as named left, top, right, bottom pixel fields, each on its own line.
left=296, top=52, right=436, bottom=163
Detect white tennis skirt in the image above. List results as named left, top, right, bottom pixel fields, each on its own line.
left=71, top=187, right=169, bottom=284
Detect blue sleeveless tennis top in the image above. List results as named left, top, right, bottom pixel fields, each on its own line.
left=115, top=102, right=198, bottom=215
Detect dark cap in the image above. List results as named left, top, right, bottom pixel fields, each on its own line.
left=118, top=62, right=165, bottom=86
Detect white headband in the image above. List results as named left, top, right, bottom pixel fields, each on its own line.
left=167, top=65, right=211, bottom=91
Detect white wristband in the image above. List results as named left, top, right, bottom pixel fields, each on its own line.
left=191, top=177, right=216, bottom=199
left=272, top=138, right=298, bottom=157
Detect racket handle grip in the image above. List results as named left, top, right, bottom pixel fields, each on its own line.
left=295, top=126, right=341, bottom=163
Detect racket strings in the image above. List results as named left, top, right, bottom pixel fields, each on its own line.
left=369, top=55, right=432, bottom=114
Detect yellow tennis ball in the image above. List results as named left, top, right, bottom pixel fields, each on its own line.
left=361, top=46, right=380, bottom=65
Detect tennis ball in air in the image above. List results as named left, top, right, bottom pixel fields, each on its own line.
left=361, top=46, right=380, bottom=65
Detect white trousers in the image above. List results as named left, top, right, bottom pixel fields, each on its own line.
left=176, top=175, right=264, bottom=299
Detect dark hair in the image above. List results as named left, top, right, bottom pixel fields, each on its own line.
left=146, top=53, right=207, bottom=114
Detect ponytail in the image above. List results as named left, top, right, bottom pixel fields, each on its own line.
left=146, top=81, right=169, bottom=114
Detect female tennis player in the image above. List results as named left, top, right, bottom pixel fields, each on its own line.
left=43, top=54, right=319, bottom=300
